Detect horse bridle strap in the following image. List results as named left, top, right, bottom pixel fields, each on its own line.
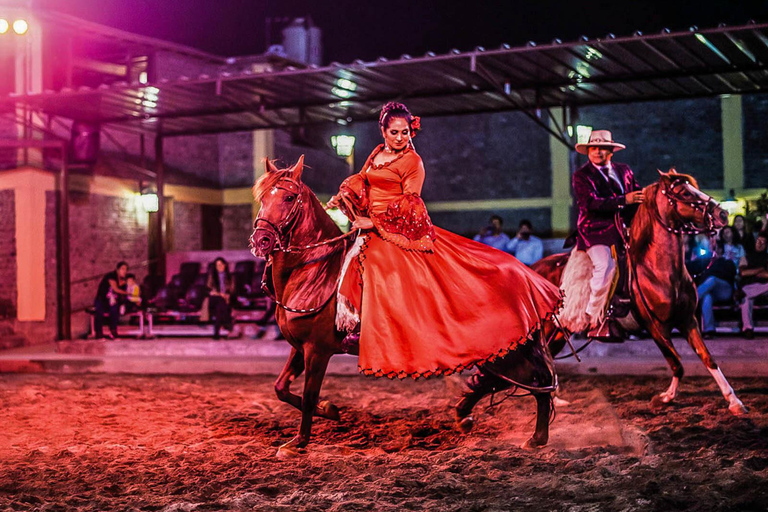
left=254, top=177, right=305, bottom=251
left=657, top=178, right=717, bottom=235
left=260, top=257, right=340, bottom=315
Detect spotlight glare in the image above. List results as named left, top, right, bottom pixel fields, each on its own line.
left=0, top=19, right=8, bottom=34
left=12, top=19, right=28, bottom=35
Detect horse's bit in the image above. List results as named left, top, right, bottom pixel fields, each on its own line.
left=252, top=176, right=357, bottom=315
left=656, top=178, right=719, bottom=235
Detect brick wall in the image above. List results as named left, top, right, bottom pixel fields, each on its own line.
left=274, top=129, right=351, bottom=196
left=0, top=190, right=16, bottom=318
left=163, top=135, right=220, bottom=186
left=222, top=205, right=253, bottom=250
left=743, top=94, right=768, bottom=190
left=67, top=194, right=149, bottom=336
left=172, top=201, right=203, bottom=252
left=576, top=98, right=723, bottom=189
left=219, top=132, right=255, bottom=188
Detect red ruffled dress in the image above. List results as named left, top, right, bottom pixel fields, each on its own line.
left=336, top=145, right=561, bottom=379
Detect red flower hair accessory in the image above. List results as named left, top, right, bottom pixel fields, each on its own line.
left=410, top=116, right=421, bottom=133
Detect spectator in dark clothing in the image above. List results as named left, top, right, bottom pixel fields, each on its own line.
left=697, top=253, right=738, bottom=339
left=207, top=257, right=240, bottom=340
left=733, top=215, right=755, bottom=255
left=93, top=261, right=129, bottom=339
left=739, top=232, right=768, bottom=339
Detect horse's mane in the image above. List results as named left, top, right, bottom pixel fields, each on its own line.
left=630, top=171, right=700, bottom=258
left=253, top=168, right=295, bottom=202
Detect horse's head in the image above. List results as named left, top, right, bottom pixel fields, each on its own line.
left=250, top=156, right=306, bottom=258
left=655, top=168, right=729, bottom=234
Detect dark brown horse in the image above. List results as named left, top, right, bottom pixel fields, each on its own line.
left=250, top=156, right=558, bottom=456
left=533, top=170, right=747, bottom=415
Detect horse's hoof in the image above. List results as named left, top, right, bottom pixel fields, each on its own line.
left=276, top=443, right=301, bottom=459
left=728, top=400, right=749, bottom=416
left=521, top=436, right=547, bottom=450
left=652, top=393, right=674, bottom=407
left=456, top=416, right=475, bottom=434
left=553, top=396, right=570, bottom=407
left=318, top=400, right=341, bottom=421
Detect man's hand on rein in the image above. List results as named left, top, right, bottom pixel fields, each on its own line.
left=626, top=189, right=646, bottom=204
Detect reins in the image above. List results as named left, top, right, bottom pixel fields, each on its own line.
left=253, top=176, right=359, bottom=315
left=620, top=178, right=719, bottom=325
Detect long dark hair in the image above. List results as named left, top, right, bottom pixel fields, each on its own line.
left=210, top=257, right=230, bottom=278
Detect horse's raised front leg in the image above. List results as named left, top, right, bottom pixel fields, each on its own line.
left=646, top=321, right=684, bottom=405
left=680, top=320, right=748, bottom=416
left=277, top=349, right=333, bottom=458
left=274, top=347, right=340, bottom=421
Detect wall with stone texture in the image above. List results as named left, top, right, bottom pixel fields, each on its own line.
left=576, top=98, right=723, bottom=189
left=66, top=193, right=149, bottom=337
left=743, top=94, right=768, bottom=191
left=172, top=201, right=203, bottom=252
left=219, top=132, right=255, bottom=188
left=222, top=205, right=253, bottom=251
left=273, top=129, right=352, bottom=196
left=0, top=190, right=16, bottom=317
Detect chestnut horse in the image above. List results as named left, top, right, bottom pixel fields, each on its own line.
left=533, top=170, right=747, bottom=415
left=250, top=156, right=558, bottom=456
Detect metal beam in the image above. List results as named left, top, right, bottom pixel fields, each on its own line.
left=471, top=56, right=571, bottom=147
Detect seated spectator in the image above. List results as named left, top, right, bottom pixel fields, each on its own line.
left=733, top=215, right=755, bottom=255
left=718, top=226, right=746, bottom=269
left=93, top=261, right=130, bottom=340
left=739, top=232, right=768, bottom=339
left=473, top=215, right=511, bottom=251
left=697, top=250, right=737, bottom=339
left=207, top=257, right=241, bottom=340
left=506, top=219, right=543, bottom=266
left=121, top=273, right=143, bottom=315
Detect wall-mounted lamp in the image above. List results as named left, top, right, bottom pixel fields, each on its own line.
left=331, top=134, right=355, bottom=157
left=140, top=183, right=159, bottom=212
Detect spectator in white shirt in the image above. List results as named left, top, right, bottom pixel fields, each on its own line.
left=507, top=219, right=544, bottom=266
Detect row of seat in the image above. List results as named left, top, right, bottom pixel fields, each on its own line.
left=142, top=260, right=269, bottom=314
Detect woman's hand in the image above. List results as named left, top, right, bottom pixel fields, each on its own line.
left=352, top=217, right=374, bottom=230
left=326, top=195, right=340, bottom=210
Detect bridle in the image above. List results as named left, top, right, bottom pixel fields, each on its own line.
left=618, top=177, right=721, bottom=325
left=251, top=176, right=357, bottom=314
left=252, top=177, right=305, bottom=253
left=654, top=177, right=719, bottom=236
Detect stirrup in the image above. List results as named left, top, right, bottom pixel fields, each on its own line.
left=341, top=330, right=360, bottom=354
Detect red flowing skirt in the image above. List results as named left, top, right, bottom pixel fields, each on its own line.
left=339, top=227, right=562, bottom=379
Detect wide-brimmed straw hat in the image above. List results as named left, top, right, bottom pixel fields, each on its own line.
left=575, top=129, right=626, bottom=155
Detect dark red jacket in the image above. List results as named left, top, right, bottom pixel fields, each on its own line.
left=573, top=161, right=640, bottom=250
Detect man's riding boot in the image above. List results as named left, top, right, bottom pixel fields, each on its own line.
left=588, top=317, right=624, bottom=343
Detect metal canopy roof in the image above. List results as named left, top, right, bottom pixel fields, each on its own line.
left=5, top=22, right=768, bottom=138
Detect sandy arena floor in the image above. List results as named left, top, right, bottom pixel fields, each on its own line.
left=0, top=372, right=766, bottom=511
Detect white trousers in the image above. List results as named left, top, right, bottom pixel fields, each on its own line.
left=740, top=282, right=768, bottom=330
left=586, top=245, right=617, bottom=322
